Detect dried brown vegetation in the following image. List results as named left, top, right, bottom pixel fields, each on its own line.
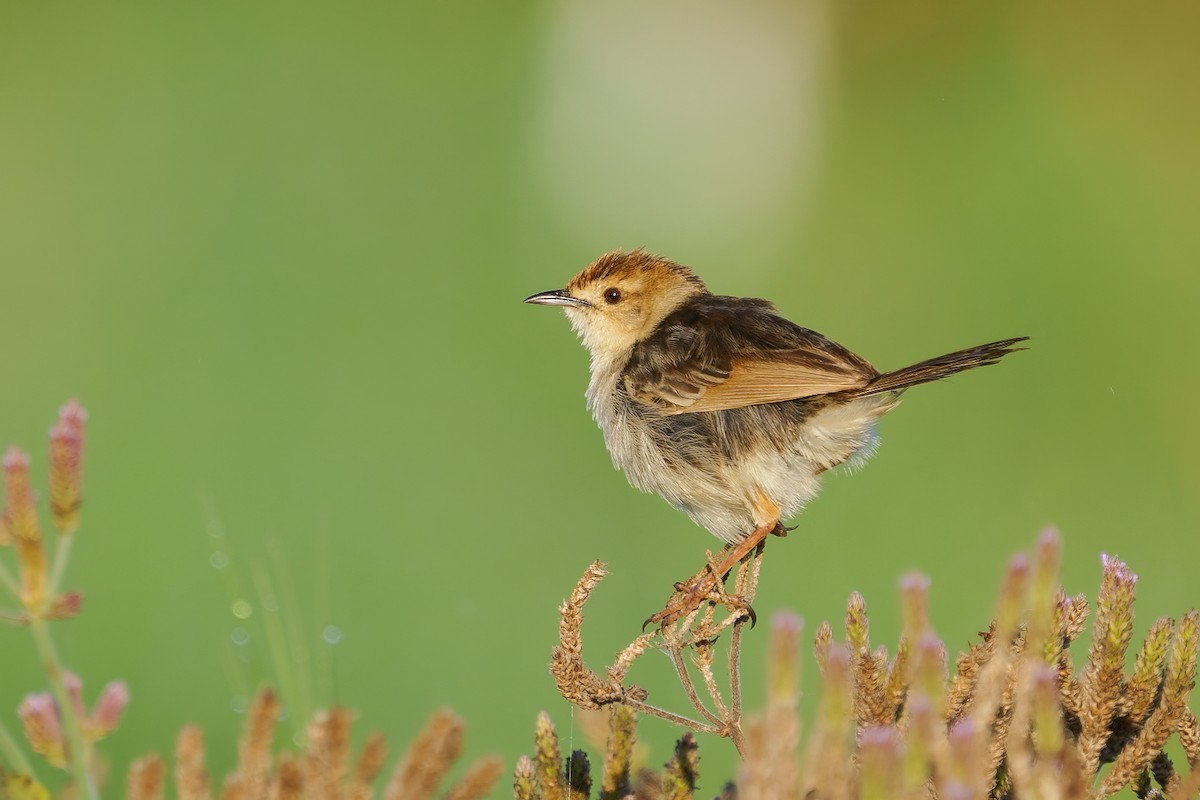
left=124, top=693, right=501, bottom=800
left=551, top=547, right=764, bottom=757
left=542, top=530, right=1200, bottom=799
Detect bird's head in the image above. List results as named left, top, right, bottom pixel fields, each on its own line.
left=525, top=249, right=708, bottom=358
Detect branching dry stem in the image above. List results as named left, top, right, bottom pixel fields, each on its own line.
left=549, top=545, right=764, bottom=757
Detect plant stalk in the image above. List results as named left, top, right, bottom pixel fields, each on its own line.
left=0, top=716, right=38, bottom=779
left=28, top=616, right=96, bottom=800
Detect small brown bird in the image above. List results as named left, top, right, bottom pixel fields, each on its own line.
left=526, top=250, right=1024, bottom=617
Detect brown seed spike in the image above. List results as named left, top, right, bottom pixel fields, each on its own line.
left=550, top=562, right=626, bottom=710
left=383, top=708, right=464, bottom=800
left=1123, top=617, right=1174, bottom=721
left=1096, top=611, right=1198, bottom=798
left=845, top=591, right=869, bottom=655
left=348, top=732, right=388, bottom=800
left=1179, top=709, right=1200, bottom=770
left=127, top=754, right=166, bottom=800
left=304, top=707, right=352, bottom=800
left=813, top=621, right=833, bottom=675
left=444, top=755, right=505, bottom=800
left=1079, top=555, right=1138, bottom=776
left=271, top=754, right=306, bottom=800
left=174, top=725, right=213, bottom=800
left=233, top=689, right=280, bottom=800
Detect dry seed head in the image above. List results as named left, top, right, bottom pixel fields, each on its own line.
left=1079, top=554, right=1138, bottom=775
left=845, top=591, right=869, bottom=654
left=174, top=724, right=212, bottom=800
left=1093, top=608, right=1190, bottom=797
left=1123, top=616, right=1174, bottom=721
left=384, top=708, right=464, bottom=800
left=883, top=635, right=911, bottom=717
left=128, top=753, right=167, bottom=800
left=347, top=732, right=388, bottom=800
left=304, top=707, right=352, bottom=800
left=1179, top=709, right=1200, bottom=769
left=814, top=620, right=833, bottom=674
left=444, top=755, right=505, bottom=800
left=1060, top=593, right=1090, bottom=643
left=1165, top=610, right=1199, bottom=715
left=234, top=688, right=279, bottom=798
left=269, top=754, right=305, bottom=800
left=551, top=561, right=626, bottom=709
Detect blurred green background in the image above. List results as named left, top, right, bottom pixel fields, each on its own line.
left=3, top=0, right=1198, bottom=792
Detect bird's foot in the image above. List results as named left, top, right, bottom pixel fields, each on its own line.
left=643, top=521, right=777, bottom=630
left=643, top=566, right=728, bottom=630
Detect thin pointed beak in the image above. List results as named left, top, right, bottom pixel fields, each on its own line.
left=524, top=289, right=591, bottom=308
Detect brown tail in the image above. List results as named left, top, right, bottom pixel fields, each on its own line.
left=854, top=337, right=1028, bottom=397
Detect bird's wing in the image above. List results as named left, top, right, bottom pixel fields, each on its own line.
left=623, top=299, right=878, bottom=414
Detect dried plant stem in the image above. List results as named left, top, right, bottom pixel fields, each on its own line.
left=619, top=696, right=726, bottom=738
left=669, top=647, right=726, bottom=730
left=729, top=620, right=745, bottom=722
left=28, top=615, right=96, bottom=800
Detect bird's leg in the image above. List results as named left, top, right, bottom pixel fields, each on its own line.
left=644, top=520, right=778, bottom=629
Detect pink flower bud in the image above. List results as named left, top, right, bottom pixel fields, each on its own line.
left=90, top=681, right=130, bottom=737
left=4, top=447, right=46, bottom=607
left=46, top=591, right=84, bottom=620
left=19, top=692, right=67, bottom=768
left=48, top=400, right=86, bottom=535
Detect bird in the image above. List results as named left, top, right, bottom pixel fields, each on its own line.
left=525, top=249, right=1025, bottom=623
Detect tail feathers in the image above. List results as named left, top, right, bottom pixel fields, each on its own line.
left=854, top=337, right=1028, bottom=398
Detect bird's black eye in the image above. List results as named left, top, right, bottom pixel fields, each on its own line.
left=604, top=287, right=622, bottom=304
